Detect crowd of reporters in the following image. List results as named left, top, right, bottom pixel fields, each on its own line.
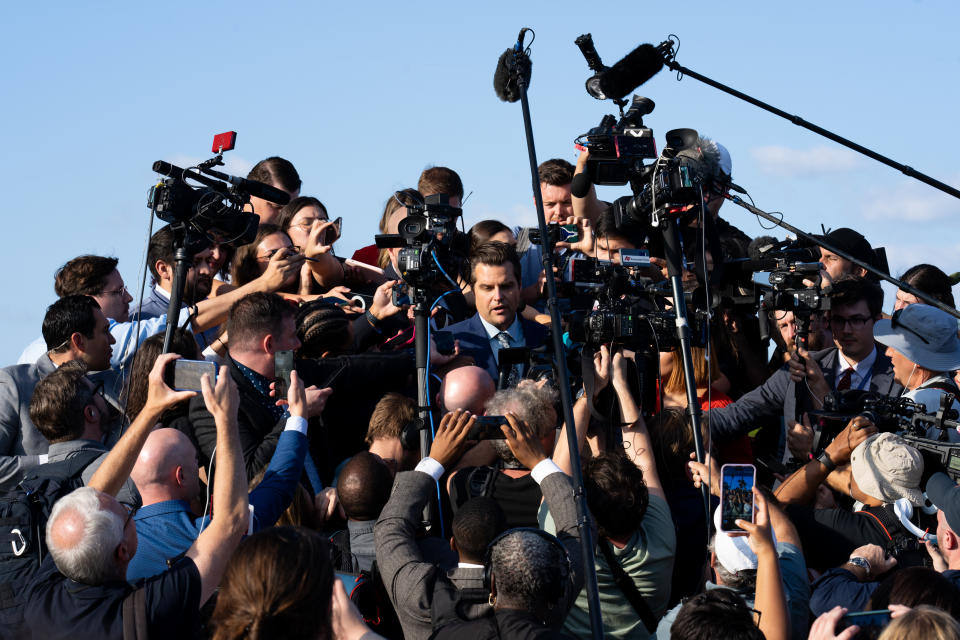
left=1, top=146, right=960, bottom=640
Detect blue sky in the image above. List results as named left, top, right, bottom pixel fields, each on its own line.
left=2, top=1, right=959, bottom=364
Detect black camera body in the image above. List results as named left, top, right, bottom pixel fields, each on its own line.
left=375, top=194, right=468, bottom=290
left=576, top=96, right=658, bottom=186
left=149, top=162, right=258, bottom=247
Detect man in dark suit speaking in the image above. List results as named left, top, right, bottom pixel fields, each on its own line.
left=446, top=242, right=548, bottom=386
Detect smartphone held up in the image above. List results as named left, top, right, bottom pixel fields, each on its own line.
left=720, top=464, right=756, bottom=533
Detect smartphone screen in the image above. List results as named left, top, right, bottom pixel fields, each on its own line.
left=166, top=359, right=217, bottom=392
left=720, top=463, right=756, bottom=532
left=274, top=350, right=294, bottom=400
left=838, top=610, right=892, bottom=639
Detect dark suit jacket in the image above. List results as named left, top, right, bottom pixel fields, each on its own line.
left=188, top=356, right=286, bottom=481
left=709, top=345, right=901, bottom=442
left=445, top=313, right=549, bottom=383
left=0, top=354, right=57, bottom=489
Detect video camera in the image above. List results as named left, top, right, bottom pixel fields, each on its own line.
left=575, top=96, right=658, bottom=186
left=374, top=194, right=469, bottom=293
left=806, top=389, right=960, bottom=457
left=149, top=133, right=269, bottom=248
left=562, top=256, right=709, bottom=351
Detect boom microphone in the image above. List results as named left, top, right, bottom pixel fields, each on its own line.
left=493, top=29, right=532, bottom=103
left=587, top=43, right=665, bottom=101
left=199, top=166, right=291, bottom=205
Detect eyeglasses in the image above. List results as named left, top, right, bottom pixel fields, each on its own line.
left=829, top=314, right=872, bottom=330
left=891, top=308, right=930, bottom=344
left=100, top=285, right=129, bottom=298
left=121, top=502, right=138, bottom=529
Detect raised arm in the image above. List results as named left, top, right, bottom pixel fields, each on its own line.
left=774, top=416, right=876, bottom=505
left=375, top=410, right=475, bottom=627
left=191, top=248, right=305, bottom=331
left=186, top=366, right=249, bottom=605
left=740, top=489, right=789, bottom=640
left=552, top=345, right=610, bottom=476
left=88, top=354, right=196, bottom=496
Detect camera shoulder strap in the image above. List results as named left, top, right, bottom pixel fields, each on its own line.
left=598, top=538, right=658, bottom=633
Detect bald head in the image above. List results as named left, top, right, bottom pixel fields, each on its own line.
left=441, top=366, right=495, bottom=414
left=131, top=428, right=200, bottom=504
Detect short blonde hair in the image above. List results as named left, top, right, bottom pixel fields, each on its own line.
left=879, top=606, right=960, bottom=640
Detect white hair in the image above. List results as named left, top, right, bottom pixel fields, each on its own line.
left=46, top=486, right=124, bottom=584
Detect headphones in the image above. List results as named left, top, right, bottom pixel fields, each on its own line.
left=482, top=527, right=571, bottom=606
left=399, top=417, right=424, bottom=452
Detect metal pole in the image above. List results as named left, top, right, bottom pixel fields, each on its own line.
left=516, top=64, right=605, bottom=640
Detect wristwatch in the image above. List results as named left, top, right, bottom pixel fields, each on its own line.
left=816, top=450, right=837, bottom=472
left=846, top=556, right=871, bottom=578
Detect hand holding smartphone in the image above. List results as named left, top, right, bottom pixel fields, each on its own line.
left=164, top=359, right=217, bottom=392
left=720, top=464, right=756, bottom=533
left=274, top=350, right=294, bottom=400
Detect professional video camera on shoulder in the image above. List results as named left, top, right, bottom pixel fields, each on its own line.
left=149, top=131, right=273, bottom=247
left=374, top=194, right=469, bottom=295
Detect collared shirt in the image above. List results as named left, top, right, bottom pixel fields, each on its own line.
left=478, top=313, right=525, bottom=365
left=835, top=346, right=877, bottom=391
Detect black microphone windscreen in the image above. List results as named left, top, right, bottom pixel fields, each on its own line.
left=494, top=48, right=531, bottom=103
left=598, top=43, right=664, bottom=100
left=570, top=172, right=592, bottom=199
left=748, top=236, right=780, bottom=260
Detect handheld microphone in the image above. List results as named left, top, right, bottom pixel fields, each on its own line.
left=493, top=28, right=532, bottom=103
left=198, top=166, right=291, bottom=205
left=586, top=42, right=666, bottom=101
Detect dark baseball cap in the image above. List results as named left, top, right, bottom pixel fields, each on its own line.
left=821, top=227, right=875, bottom=266
left=926, top=472, right=960, bottom=533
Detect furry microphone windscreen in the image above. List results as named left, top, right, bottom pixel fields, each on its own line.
left=494, top=48, right=532, bottom=103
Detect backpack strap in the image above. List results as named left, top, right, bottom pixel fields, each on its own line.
left=121, top=587, right=148, bottom=640
left=598, top=538, right=658, bottom=634
left=467, top=466, right=498, bottom=500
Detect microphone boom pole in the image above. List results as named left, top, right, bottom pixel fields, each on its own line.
left=724, top=193, right=960, bottom=321
left=659, top=43, right=960, bottom=202
left=501, top=30, right=605, bottom=640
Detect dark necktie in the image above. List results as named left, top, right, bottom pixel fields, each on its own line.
left=836, top=368, right=853, bottom=392
left=497, top=332, right=520, bottom=387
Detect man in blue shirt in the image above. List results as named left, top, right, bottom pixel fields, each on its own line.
left=446, top=242, right=548, bottom=385
left=127, top=370, right=311, bottom=580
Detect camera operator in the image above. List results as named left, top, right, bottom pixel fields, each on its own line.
left=872, top=303, right=960, bottom=441
left=774, top=415, right=928, bottom=570
left=709, top=276, right=901, bottom=448
left=817, top=227, right=879, bottom=287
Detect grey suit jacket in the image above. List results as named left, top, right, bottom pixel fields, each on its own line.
left=0, top=354, right=56, bottom=489
left=375, top=468, right=583, bottom=640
